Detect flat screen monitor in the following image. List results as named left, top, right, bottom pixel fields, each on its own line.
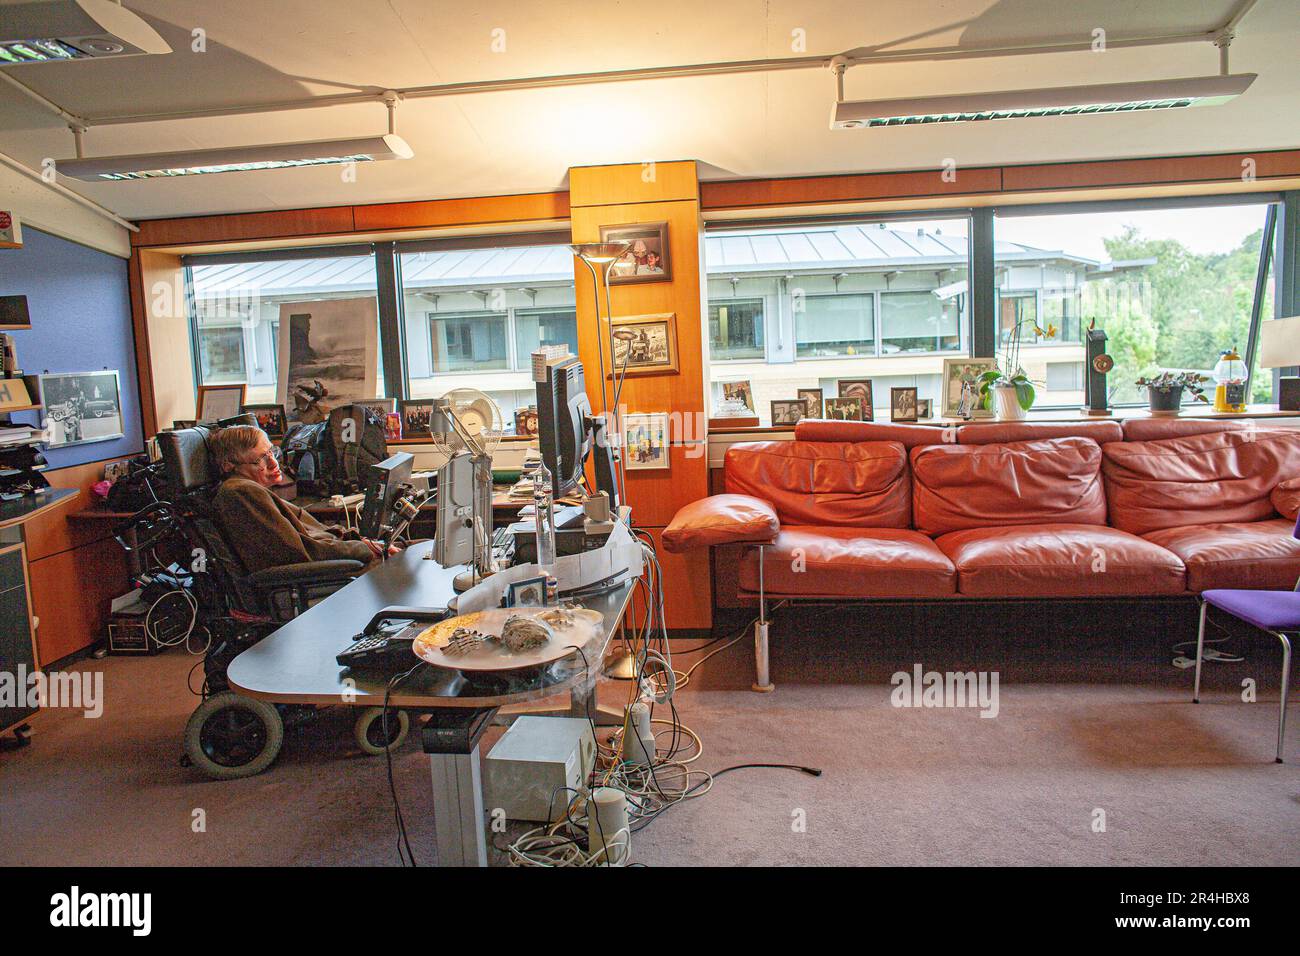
left=359, top=452, right=413, bottom=539
left=535, top=356, right=591, bottom=496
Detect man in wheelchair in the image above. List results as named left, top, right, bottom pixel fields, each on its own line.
left=208, top=424, right=395, bottom=570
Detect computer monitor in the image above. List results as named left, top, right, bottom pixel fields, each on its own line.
left=359, top=452, right=413, bottom=539
left=434, top=451, right=476, bottom=568
left=535, top=356, right=591, bottom=496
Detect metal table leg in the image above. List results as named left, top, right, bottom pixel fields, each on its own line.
left=421, top=708, right=497, bottom=867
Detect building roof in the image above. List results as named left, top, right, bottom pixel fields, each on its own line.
left=190, top=226, right=1100, bottom=300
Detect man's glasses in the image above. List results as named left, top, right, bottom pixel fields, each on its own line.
left=241, top=448, right=281, bottom=468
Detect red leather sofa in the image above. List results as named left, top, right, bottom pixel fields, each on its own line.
left=663, top=418, right=1300, bottom=690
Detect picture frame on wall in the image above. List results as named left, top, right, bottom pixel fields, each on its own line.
left=623, top=412, right=670, bottom=470
left=600, top=221, right=672, bottom=285
left=770, top=399, right=806, bottom=427
left=38, top=370, right=124, bottom=448
left=891, top=387, right=919, bottom=423
left=241, top=403, right=288, bottom=439
left=823, top=397, right=864, bottom=421
left=196, top=383, right=246, bottom=423
left=609, top=313, right=678, bottom=377
left=398, top=399, right=435, bottom=439
left=796, top=388, right=823, bottom=420
left=837, top=379, right=874, bottom=421
left=942, top=358, right=998, bottom=418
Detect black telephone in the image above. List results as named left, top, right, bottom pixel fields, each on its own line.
left=335, top=606, right=449, bottom=671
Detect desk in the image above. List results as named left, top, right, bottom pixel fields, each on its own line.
left=228, top=541, right=634, bottom=865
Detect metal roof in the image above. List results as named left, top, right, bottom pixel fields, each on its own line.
left=189, top=226, right=1098, bottom=299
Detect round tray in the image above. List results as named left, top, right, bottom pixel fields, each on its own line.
left=412, top=606, right=603, bottom=673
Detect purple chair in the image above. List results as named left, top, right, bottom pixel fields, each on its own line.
left=1195, top=511, right=1299, bottom=763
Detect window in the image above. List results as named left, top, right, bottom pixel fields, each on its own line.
left=880, top=291, right=960, bottom=353
left=187, top=251, right=380, bottom=406
left=709, top=299, right=765, bottom=360
left=797, top=294, right=874, bottom=357
left=998, top=292, right=1037, bottom=345
left=705, top=218, right=971, bottom=424
left=515, top=308, right=579, bottom=367
left=197, top=327, right=245, bottom=383
left=430, top=312, right=508, bottom=372
left=398, top=242, right=576, bottom=415
left=994, top=201, right=1277, bottom=405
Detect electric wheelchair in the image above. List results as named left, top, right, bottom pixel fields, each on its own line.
left=117, top=417, right=410, bottom=779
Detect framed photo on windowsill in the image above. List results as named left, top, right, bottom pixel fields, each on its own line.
left=942, top=358, right=997, bottom=418
left=196, top=383, right=246, bottom=423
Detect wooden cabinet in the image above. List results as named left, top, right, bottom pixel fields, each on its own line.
left=0, top=540, right=37, bottom=735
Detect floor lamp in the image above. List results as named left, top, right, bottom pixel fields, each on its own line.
left=571, top=241, right=640, bottom=680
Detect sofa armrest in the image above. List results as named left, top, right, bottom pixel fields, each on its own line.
left=662, top=494, right=779, bottom=553
left=1272, top=477, right=1300, bottom=521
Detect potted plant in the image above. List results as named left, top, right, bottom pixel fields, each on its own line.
left=977, top=320, right=1056, bottom=420
left=1135, top=371, right=1209, bottom=416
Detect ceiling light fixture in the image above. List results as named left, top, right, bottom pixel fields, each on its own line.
left=831, top=73, right=1256, bottom=129
left=0, top=0, right=170, bottom=65
left=55, top=91, right=413, bottom=181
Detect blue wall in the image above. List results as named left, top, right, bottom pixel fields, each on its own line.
left=0, top=227, right=143, bottom=469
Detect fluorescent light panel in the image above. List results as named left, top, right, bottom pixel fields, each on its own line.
left=831, top=74, right=1256, bottom=129
left=56, top=134, right=415, bottom=181
left=0, top=0, right=171, bottom=64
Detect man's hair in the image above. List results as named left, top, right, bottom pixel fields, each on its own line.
left=209, top=424, right=266, bottom=476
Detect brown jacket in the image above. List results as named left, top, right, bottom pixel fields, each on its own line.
left=212, top=477, right=374, bottom=573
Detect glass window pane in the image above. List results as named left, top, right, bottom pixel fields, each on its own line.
left=705, top=218, right=971, bottom=425
left=709, top=299, right=765, bottom=360
left=880, top=291, right=961, bottom=353
left=430, top=312, right=508, bottom=372
left=796, top=294, right=874, bottom=357
left=189, top=252, right=380, bottom=407
left=995, top=202, right=1274, bottom=406
left=515, top=309, right=578, bottom=367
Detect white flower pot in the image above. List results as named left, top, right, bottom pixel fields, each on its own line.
left=992, top=384, right=1027, bottom=421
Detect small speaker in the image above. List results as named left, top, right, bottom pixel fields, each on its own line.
left=1279, top=377, right=1300, bottom=412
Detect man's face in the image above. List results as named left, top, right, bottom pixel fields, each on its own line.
left=233, top=434, right=283, bottom=487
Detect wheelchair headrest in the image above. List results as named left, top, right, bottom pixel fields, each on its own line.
left=157, top=413, right=258, bottom=492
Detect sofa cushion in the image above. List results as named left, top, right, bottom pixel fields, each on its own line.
left=1142, top=519, right=1300, bottom=591
left=1102, top=429, right=1300, bottom=535
left=725, top=440, right=911, bottom=528
left=1120, top=418, right=1254, bottom=442
left=957, top=421, right=1123, bottom=445
left=936, top=524, right=1187, bottom=597
left=1271, top=477, right=1300, bottom=521
left=662, top=494, right=779, bottom=553
left=794, top=419, right=947, bottom=447
left=739, top=527, right=957, bottom=598
left=910, top=437, right=1107, bottom=536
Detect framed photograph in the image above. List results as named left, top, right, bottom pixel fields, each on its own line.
left=891, top=387, right=919, bottom=423
left=399, top=400, right=435, bottom=439
left=942, top=358, right=998, bottom=418
left=39, top=370, right=124, bottom=448
left=356, top=397, right=396, bottom=419
left=796, top=388, right=823, bottom=420
left=384, top=413, right=402, bottom=442
left=514, top=405, right=539, bottom=438
left=837, top=379, right=874, bottom=421
left=276, top=298, right=379, bottom=423
left=610, top=313, right=678, bottom=377
left=917, top=398, right=934, bottom=420
left=507, top=575, right=549, bottom=608
left=823, top=397, right=864, bottom=421
left=196, top=383, right=246, bottom=423
left=770, top=399, right=806, bottom=427
left=623, top=412, right=670, bottom=471
left=722, top=380, right=755, bottom=412
left=600, top=221, right=671, bottom=285
left=241, top=403, right=288, bottom=438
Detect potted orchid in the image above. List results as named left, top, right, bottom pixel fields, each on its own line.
left=977, top=319, right=1057, bottom=420
left=1135, top=371, right=1209, bottom=415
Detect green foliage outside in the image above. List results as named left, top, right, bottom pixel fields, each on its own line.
left=1087, top=226, right=1273, bottom=405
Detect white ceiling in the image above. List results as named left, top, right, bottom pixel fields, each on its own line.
left=1, top=0, right=1297, bottom=221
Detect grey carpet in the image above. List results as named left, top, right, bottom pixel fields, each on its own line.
left=2, top=613, right=1296, bottom=866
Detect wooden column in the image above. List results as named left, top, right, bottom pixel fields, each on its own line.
left=569, top=162, right=711, bottom=632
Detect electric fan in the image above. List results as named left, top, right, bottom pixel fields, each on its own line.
left=429, top=388, right=505, bottom=591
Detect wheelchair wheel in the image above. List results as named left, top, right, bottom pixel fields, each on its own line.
left=354, top=707, right=409, bottom=756
left=184, top=692, right=284, bottom=780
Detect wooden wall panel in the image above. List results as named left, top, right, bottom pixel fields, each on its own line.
left=132, top=206, right=356, bottom=247
left=133, top=249, right=193, bottom=435
left=23, top=461, right=114, bottom=561
left=701, top=166, right=1003, bottom=210
left=570, top=162, right=699, bottom=208
left=1003, top=149, right=1300, bottom=193
left=353, top=191, right=570, bottom=232
left=29, top=544, right=129, bottom=665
